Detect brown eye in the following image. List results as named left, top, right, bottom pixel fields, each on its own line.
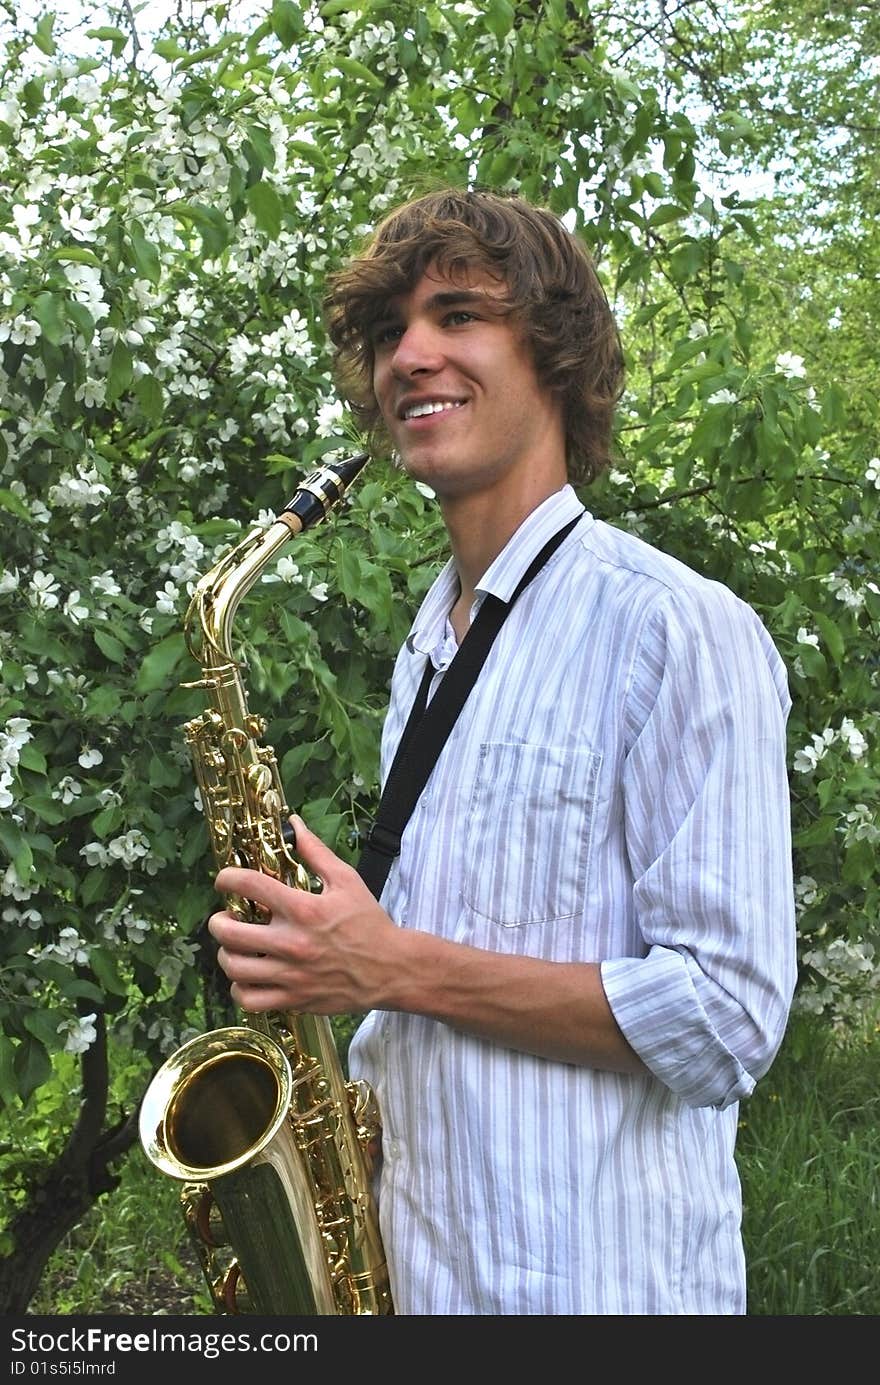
left=372, top=323, right=403, bottom=347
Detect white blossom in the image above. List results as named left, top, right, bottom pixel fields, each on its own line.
left=64, top=263, right=109, bottom=321
left=156, top=580, right=180, bottom=613
left=865, top=457, right=880, bottom=490
left=47, top=465, right=111, bottom=510
left=58, top=1012, right=98, bottom=1055
left=63, top=590, right=89, bottom=625
left=792, top=727, right=834, bottom=774
left=52, top=776, right=82, bottom=804
left=58, top=205, right=102, bottom=241
left=706, top=388, right=737, bottom=406
left=33, top=926, right=90, bottom=966
left=794, top=875, right=819, bottom=909
left=81, top=841, right=110, bottom=867
left=78, top=747, right=103, bottom=769
left=0, top=314, right=40, bottom=345
left=28, top=571, right=61, bottom=609
left=1, top=860, right=37, bottom=900
left=91, top=570, right=122, bottom=596
left=316, top=397, right=344, bottom=434
left=843, top=803, right=880, bottom=845
left=775, top=351, right=806, bottom=379
left=839, top=717, right=867, bottom=761
left=107, top=830, right=151, bottom=866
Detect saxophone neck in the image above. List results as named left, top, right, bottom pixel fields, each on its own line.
left=184, top=453, right=370, bottom=667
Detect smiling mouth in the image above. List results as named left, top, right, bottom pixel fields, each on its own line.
left=401, top=400, right=466, bottom=421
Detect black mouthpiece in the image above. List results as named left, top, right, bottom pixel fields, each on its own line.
left=281, top=453, right=369, bottom=531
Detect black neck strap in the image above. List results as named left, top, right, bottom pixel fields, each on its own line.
left=356, top=511, right=583, bottom=899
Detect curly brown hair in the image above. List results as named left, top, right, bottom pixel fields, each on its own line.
left=323, top=187, right=624, bottom=486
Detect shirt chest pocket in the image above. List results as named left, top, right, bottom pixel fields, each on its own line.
left=461, top=741, right=601, bottom=927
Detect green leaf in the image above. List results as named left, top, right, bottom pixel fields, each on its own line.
left=85, top=686, right=122, bottom=719
left=174, top=202, right=231, bottom=258
left=49, top=248, right=101, bottom=268
left=134, top=374, right=164, bottom=423
left=66, top=299, right=95, bottom=343
left=271, top=1, right=306, bottom=46
left=93, top=628, right=127, bottom=664
left=13, top=1035, right=51, bottom=1104
left=332, top=55, right=385, bottom=91
left=135, top=632, right=187, bottom=692
left=485, top=0, right=515, bottom=42
left=106, top=340, right=133, bottom=402
left=81, top=870, right=110, bottom=907
left=0, top=487, right=31, bottom=519
left=247, top=180, right=283, bottom=239
left=32, top=292, right=66, bottom=346
left=244, top=122, right=276, bottom=172
left=320, top=0, right=364, bottom=15
left=176, top=882, right=215, bottom=932
left=128, top=222, right=161, bottom=285
left=88, top=949, right=128, bottom=998
left=153, top=39, right=188, bottom=61
left=87, top=26, right=128, bottom=57
left=648, top=203, right=687, bottom=227
left=180, top=818, right=210, bottom=870
left=335, top=545, right=364, bottom=602
left=4, top=828, right=31, bottom=882
left=23, top=1009, right=62, bottom=1051
left=668, top=240, right=703, bottom=283
left=34, top=14, right=57, bottom=56
left=795, top=644, right=826, bottom=680
left=92, top=804, right=124, bottom=837
left=813, top=611, right=846, bottom=665
left=19, top=743, right=47, bottom=776
left=287, top=139, right=326, bottom=169
left=690, top=409, right=727, bottom=460
left=20, top=795, right=66, bottom=826
left=0, top=1036, right=17, bottom=1109
left=148, top=754, right=181, bottom=788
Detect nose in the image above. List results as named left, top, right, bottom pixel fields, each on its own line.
left=389, top=320, right=444, bottom=379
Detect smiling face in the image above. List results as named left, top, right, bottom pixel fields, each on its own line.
left=370, top=262, right=567, bottom=508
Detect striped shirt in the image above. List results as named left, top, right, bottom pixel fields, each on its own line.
left=348, top=484, right=797, bottom=1315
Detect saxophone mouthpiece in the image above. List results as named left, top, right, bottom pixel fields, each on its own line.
left=280, top=452, right=369, bottom=533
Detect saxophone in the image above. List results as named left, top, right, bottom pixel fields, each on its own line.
left=138, top=453, right=393, bottom=1316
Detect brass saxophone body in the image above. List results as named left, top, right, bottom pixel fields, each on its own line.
left=139, top=454, right=393, bottom=1316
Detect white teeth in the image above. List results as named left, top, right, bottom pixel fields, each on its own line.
left=404, top=400, right=464, bottom=420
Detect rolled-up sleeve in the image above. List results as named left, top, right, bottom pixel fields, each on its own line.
left=600, top=585, right=797, bottom=1109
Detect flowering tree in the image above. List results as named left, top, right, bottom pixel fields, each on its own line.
left=0, top=0, right=876, bottom=1310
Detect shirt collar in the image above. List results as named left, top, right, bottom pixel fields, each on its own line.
left=407, top=485, right=588, bottom=657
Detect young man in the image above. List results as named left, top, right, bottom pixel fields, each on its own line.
left=209, top=188, right=797, bottom=1315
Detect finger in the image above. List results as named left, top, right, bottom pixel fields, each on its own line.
left=214, top=864, right=305, bottom=913
left=209, top=911, right=290, bottom=959
left=230, top=982, right=293, bottom=1014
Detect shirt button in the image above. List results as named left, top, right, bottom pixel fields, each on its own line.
left=388, top=1140, right=401, bottom=1158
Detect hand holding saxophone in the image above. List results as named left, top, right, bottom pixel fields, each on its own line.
left=209, top=815, right=401, bottom=1016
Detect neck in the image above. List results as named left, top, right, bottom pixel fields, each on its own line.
left=442, top=473, right=566, bottom=640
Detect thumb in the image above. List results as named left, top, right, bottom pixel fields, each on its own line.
left=288, top=814, right=346, bottom=884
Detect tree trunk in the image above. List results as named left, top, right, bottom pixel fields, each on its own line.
left=0, top=1013, right=137, bottom=1315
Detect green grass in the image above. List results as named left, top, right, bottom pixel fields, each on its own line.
left=738, top=1014, right=880, bottom=1316
left=21, top=1014, right=880, bottom=1316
